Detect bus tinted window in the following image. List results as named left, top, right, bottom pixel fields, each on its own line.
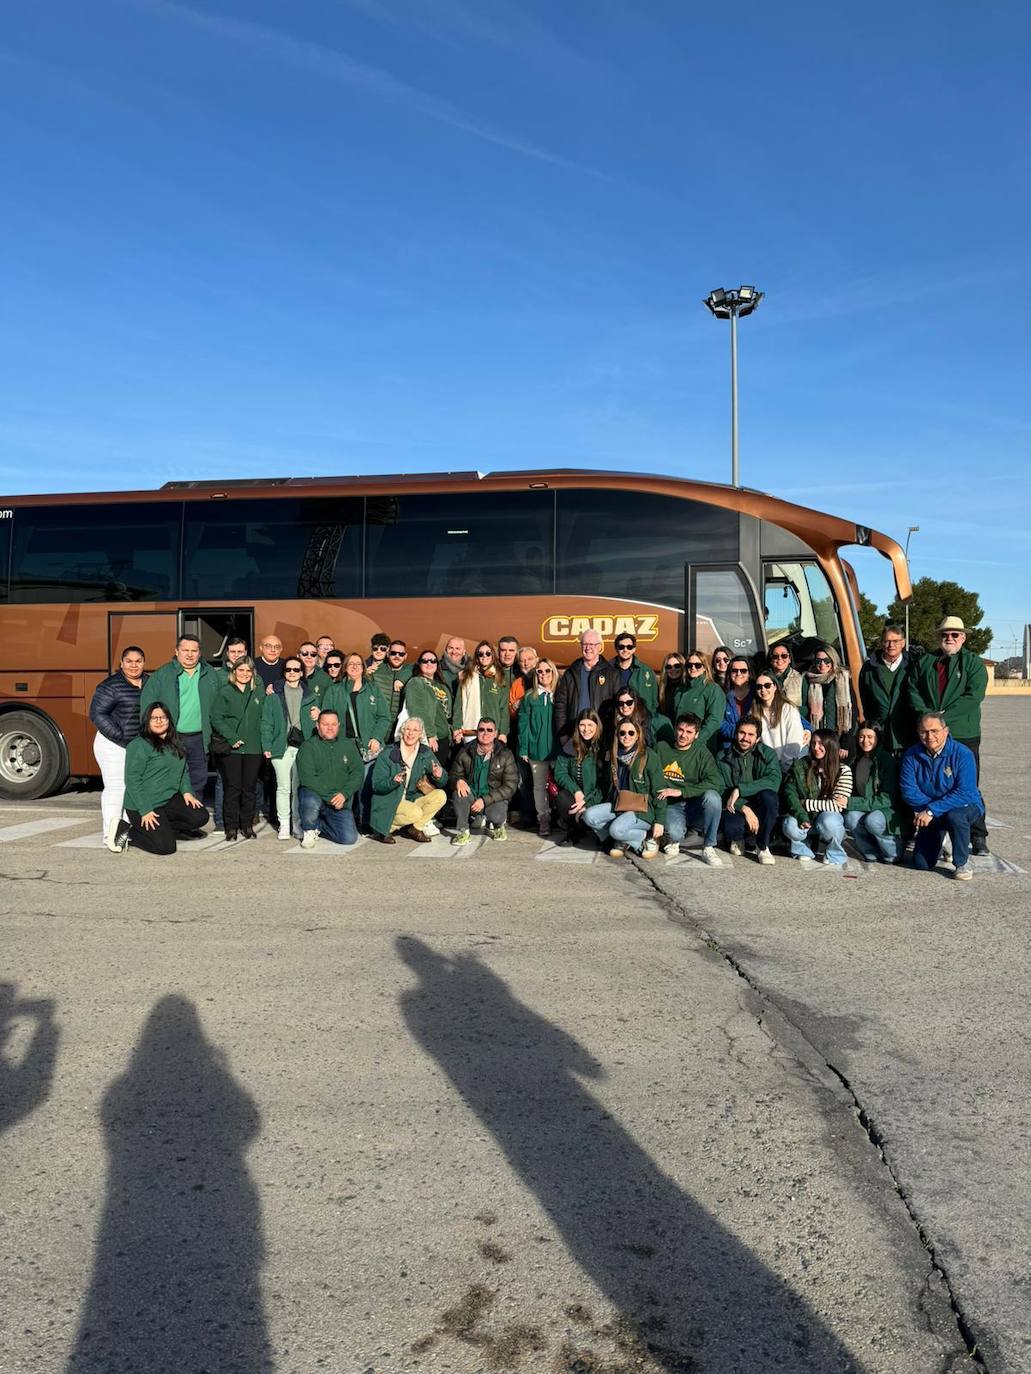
left=556, top=489, right=738, bottom=608
left=365, top=492, right=553, bottom=597
left=182, top=498, right=362, bottom=600
left=9, top=503, right=181, bottom=603
left=0, top=512, right=10, bottom=601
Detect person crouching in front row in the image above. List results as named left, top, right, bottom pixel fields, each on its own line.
left=295, top=710, right=363, bottom=849
left=368, top=716, right=447, bottom=844
left=448, top=717, right=519, bottom=845
left=112, top=702, right=209, bottom=854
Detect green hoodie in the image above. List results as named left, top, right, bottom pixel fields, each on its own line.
left=656, top=740, right=724, bottom=800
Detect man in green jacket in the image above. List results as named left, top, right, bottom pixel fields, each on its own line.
left=716, top=718, right=780, bottom=864
left=858, top=623, right=915, bottom=754
left=656, top=713, right=725, bottom=864
left=611, top=633, right=659, bottom=714
left=296, top=711, right=364, bottom=849
left=907, top=616, right=989, bottom=853
left=140, top=635, right=218, bottom=797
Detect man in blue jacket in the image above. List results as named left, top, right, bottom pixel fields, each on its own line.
left=899, top=712, right=984, bottom=880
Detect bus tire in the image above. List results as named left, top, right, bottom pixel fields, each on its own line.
left=0, top=709, right=70, bottom=800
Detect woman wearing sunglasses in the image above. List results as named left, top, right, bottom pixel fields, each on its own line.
left=454, top=641, right=505, bottom=746
left=843, top=722, right=900, bottom=863
left=321, top=651, right=392, bottom=828
left=401, top=651, right=454, bottom=766
left=782, top=728, right=853, bottom=865
left=718, top=657, right=756, bottom=743
left=805, top=644, right=855, bottom=755
left=752, top=673, right=806, bottom=772
left=261, top=656, right=319, bottom=840
left=583, top=718, right=666, bottom=860
left=764, top=642, right=804, bottom=708
left=552, top=709, right=604, bottom=846
left=515, top=658, right=558, bottom=837
left=609, top=688, right=658, bottom=749
left=659, top=654, right=686, bottom=720
left=210, top=657, right=265, bottom=841
left=673, top=650, right=726, bottom=749
left=711, top=646, right=733, bottom=692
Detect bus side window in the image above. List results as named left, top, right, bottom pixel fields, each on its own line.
left=763, top=561, right=843, bottom=658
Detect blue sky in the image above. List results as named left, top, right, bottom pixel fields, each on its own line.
left=2, top=0, right=1028, bottom=653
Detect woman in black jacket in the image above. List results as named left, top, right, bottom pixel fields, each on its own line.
left=89, top=645, right=148, bottom=851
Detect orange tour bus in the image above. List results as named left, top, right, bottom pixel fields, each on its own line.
left=0, top=468, right=911, bottom=799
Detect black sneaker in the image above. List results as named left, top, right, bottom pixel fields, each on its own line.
left=971, top=837, right=989, bottom=856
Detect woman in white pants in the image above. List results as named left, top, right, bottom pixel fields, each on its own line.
left=88, top=646, right=148, bottom=848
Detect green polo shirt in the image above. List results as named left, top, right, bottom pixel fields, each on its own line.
left=177, top=667, right=202, bottom=734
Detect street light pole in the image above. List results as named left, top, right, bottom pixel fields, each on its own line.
left=704, top=285, right=763, bottom=488
left=904, top=525, right=920, bottom=646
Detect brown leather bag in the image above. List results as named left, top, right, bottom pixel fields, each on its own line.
left=415, top=775, right=437, bottom=795
left=614, top=789, right=648, bottom=813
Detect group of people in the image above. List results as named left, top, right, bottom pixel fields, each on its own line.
left=86, top=616, right=989, bottom=878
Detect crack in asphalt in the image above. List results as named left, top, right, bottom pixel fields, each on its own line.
left=629, top=856, right=988, bottom=1372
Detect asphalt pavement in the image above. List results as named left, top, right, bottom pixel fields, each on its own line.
left=0, top=700, right=1025, bottom=1373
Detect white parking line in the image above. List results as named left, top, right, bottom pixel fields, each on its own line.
left=0, top=818, right=85, bottom=843
left=535, top=842, right=600, bottom=865
left=285, top=836, right=370, bottom=856
left=409, top=834, right=487, bottom=859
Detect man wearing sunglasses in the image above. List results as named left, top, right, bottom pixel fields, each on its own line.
left=383, top=641, right=414, bottom=728
left=611, top=633, right=658, bottom=715
left=447, top=718, right=519, bottom=845
left=907, top=616, right=989, bottom=854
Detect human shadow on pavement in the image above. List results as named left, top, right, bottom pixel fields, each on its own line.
left=67, top=995, right=273, bottom=1374
left=0, top=981, right=58, bottom=1136
left=397, top=937, right=867, bottom=1373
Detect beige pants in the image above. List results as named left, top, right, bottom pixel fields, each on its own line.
left=391, top=788, right=447, bottom=832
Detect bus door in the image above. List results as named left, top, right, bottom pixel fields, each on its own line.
left=179, top=608, right=255, bottom=668
left=108, top=611, right=179, bottom=671
left=684, top=563, right=762, bottom=658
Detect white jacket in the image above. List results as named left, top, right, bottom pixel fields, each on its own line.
left=760, top=703, right=806, bottom=770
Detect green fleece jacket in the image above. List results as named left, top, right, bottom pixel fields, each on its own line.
left=123, top=736, right=190, bottom=815
left=261, top=685, right=319, bottom=759
left=605, top=750, right=668, bottom=826
left=907, top=647, right=987, bottom=740
left=400, top=675, right=452, bottom=741
left=369, top=743, right=443, bottom=835
left=296, top=735, right=364, bottom=803
left=140, top=659, right=218, bottom=748
left=321, top=680, right=391, bottom=750
left=553, top=750, right=604, bottom=808
left=516, top=691, right=556, bottom=762
left=716, top=741, right=781, bottom=810
left=672, top=679, right=727, bottom=746
left=656, top=740, right=724, bottom=800
left=210, top=682, right=265, bottom=755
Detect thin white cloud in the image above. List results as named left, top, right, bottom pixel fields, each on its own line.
left=128, top=0, right=608, bottom=178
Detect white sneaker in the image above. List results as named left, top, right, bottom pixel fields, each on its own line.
left=608, top=846, right=625, bottom=860
left=662, top=841, right=680, bottom=857
left=421, top=820, right=439, bottom=837
left=278, top=823, right=291, bottom=841
left=756, top=848, right=776, bottom=866
left=728, top=841, right=743, bottom=857
left=701, top=846, right=723, bottom=867
left=104, top=816, right=125, bottom=853
left=953, top=864, right=973, bottom=881
left=641, top=839, right=659, bottom=859
left=300, top=830, right=318, bottom=850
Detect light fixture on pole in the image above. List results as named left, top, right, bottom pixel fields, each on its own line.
left=904, top=525, right=920, bottom=646
left=704, top=285, right=764, bottom=488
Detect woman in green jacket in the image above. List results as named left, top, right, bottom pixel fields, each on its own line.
left=843, top=723, right=900, bottom=863
left=553, top=709, right=605, bottom=847
left=400, top=652, right=454, bottom=764
left=210, top=657, right=265, bottom=841
left=321, top=651, right=392, bottom=830
left=261, top=656, right=319, bottom=840
left=583, top=717, right=667, bottom=860
left=673, top=650, right=727, bottom=749
left=119, top=702, right=209, bottom=854
left=516, top=657, right=558, bottom=837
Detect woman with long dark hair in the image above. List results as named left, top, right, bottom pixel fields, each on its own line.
left=843, top=722, right=900, bottom=863
left=659, top=653, right=686, bottom=721
left=781, top=728, right=853, bottom=865
left=401, top=650, right=453, bottom=764
left=752, top=673, right=806, bottom=772
left=115, top=702, right=209, bottom=854
left=804, top=644, right=855, bottom=752
left=583, top=718, right=666, bottom=861
left=765, top=642, right=804, bottom=708
left=453, top=641, right=505, bottom=746
left=711, top=646, right=732, bottom=691
left=718, top=657, right=756, bottom=743
left=552, top=709, right=604, bottom=846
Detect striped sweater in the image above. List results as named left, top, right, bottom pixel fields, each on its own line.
left=783, top=759, right=853, bottom=824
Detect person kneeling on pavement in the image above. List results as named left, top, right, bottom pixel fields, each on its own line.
left=369, top=716, right=447, bottom=844
left=116, top=702, right=210, bottom=855
left=715, top=718, right=779, bottom=864
left=448, top=717, right=519, bottom=845
left=655, top=713, right=725, bottom=865
left=296, top=710, right=363, bottom=849
left=582, top=717, right=666, bottom=860
left=898, top=712, right=984, bottom=881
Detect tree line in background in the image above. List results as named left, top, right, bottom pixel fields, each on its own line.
left=856, top=577, right=992, bottom=657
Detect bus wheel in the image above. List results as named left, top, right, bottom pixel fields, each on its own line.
left=0, top=711, right=69, bottom=800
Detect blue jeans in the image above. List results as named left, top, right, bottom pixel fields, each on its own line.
left=843, top=809, right=897, bottom=862
left=179, top=732, right=209, bottom=798
left=298, top=786, right=359, bottom=846
left=783, top=812, right=847, bottom=865
left=665, top=790, right=721, bottom=847
left=583, top=802, right=650, bottom=853
left=911, top=803, right=981, bottom=871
